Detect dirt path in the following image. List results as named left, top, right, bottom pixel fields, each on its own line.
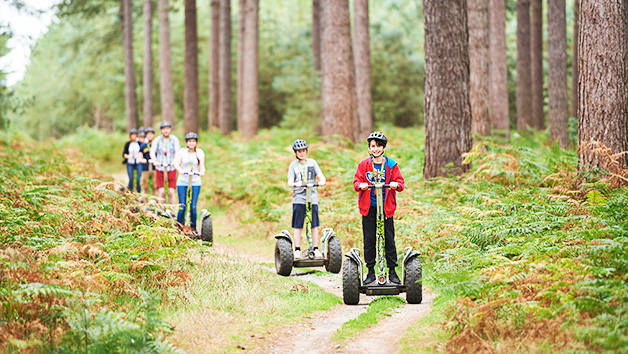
left=211, top=242, right=434, bottom=354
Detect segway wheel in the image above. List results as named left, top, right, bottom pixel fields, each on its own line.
left=325, top=236, right=342, bottom=274
left=405, top=256, right=423, bottom=304
left=275, top=238, right=293, bottom=276
left=200, top=216, right=213, bottom=244
left=342, top=259, right=360, bottom=305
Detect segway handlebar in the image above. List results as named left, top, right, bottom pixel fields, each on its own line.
left=293, top=183, right=320, bottom=188
left=183, top=172, right=201, bottom=176
left=367, top=183, right=391, bottom=189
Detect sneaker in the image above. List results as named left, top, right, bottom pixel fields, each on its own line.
left=389, top=268, right=401, bottom=284
left=363, top=268, right=376, bottom=284
left=294, top=249, right=302, bottom=259
left=314, top=249, right=323, bottom=258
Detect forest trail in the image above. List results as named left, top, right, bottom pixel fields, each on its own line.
left=209, top=242, right=434, bottom=354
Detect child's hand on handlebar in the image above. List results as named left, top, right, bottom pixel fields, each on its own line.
left=294, top=181, right=302, bottom=188
left=359, top=182, right=368, bottom=190
left=390, top=182, right=399, bottom=189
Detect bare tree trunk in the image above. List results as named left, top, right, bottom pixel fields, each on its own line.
left=313, top=0, right=322, bottom=71
left=209, top=0, right=221, bottom=130
left=531, top=0, right=544, bottom=129
left=122, top=0, right=139, bottom=130
left=468, top=0, right=490, bottom=137
left=219, top=0, right=232, bottom=135
left=423, top=0, right=472, bottom=179
left=548, top=0, right=569, bottom=147
left=516, top=0, right=533, bottom=131
left=353, top=0, right=372, bottom=140
left=489, top=0, right=509, bottom=136
left=570, top=0, right=578, bottom=119
left=143, top=0, right=154, bottom=129
left=158, top=0, right=175, bottom=127
left=578, top=0, right=628, bottom=168
left=237, top=0, right=246, bottom=133
left=240, top=0, right=259, bottom=138
left=184, top=0, right=199, bottom=134
left=320, top=0, right=356, bottom=140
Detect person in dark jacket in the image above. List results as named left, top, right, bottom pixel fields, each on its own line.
left=122, top=128, right=145, bottom=192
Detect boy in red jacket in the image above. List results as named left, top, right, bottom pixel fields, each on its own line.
left=353, top=132, right=405, bottom=284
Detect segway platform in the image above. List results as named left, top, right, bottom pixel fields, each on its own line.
left=293, top=258, right=326, bottom=267
left=361, top=283, right=405, bottom=296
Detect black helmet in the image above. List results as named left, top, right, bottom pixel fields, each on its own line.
left=185, top=132, right=199, bottom=141
left=292, top=139, right=308, bottom=151
left=367, top=131, right=387, bottom=147
left=160, top=121, right=172, bottom=129
left=129, top=128, right=138, bottom=135
left=146, top=127, right=155, bottom=133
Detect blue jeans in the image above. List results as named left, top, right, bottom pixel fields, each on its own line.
left=177, top=185, right=201, bottom=227
left=127, top=163, right=143, bottom=192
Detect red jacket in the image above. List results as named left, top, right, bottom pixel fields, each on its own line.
left=353, top=155, right=405, bottom=218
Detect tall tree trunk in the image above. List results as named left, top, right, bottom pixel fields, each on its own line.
left=321, top=0, right=356, bottom=140
left=530, top=0, right=544, bottom=129
left=237, top=0, right=246, bottom=133
left=468, top=0, right=490, bottom=137
left=548, top=0, right=569, bottom=147
left=313, top=0, right=322, bottom=71
left=219, top=0, right=232, bottom=135
left=143, top=0, right=154, bottom=129
left=578, top=0, right=628, bottom=168
left=570, top=0, right=578, bottom=119
left=158, top=0, right=175, bottom=127
left=209, top=0, right=220, bottom=130
left=240, top=0, right=259, bottom=138
left=184, top=0, right=199, bottom=134
left=516, top=0, right=533, bottom=131
left=353, top=0, right=372, bottom=140
left=122, top=0, right=139, bottom=130
left=423, top=0, right=472, bottom=179
left=489, top=0, right=509, bottom=136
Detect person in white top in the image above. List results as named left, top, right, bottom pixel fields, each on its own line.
left=172, top=132, right=206, bottom=232
left=150, top=121, right=181, bottom=203
left=122, top=128, right=146, bottom=192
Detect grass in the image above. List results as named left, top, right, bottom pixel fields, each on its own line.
left=332, top=296, right=406, bottom=341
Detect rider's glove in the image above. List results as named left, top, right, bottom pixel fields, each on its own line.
left=390, top=182, right=399, bottom=189
left=359, top=183, right=368, bottom=190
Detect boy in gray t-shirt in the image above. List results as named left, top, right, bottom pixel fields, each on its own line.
left=287, top=139, right=326, bottom=259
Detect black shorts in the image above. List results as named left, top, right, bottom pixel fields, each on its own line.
left=291, top=204, right=320, bottom=229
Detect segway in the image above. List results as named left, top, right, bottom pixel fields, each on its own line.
left=181, top=171, right=213, bottom=244
left=342, top=183, right=422, bottom=305
left=274, top=183, right=342, bottom=276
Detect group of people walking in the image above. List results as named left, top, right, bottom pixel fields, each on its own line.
left=123, top=121, right=206, bottom=232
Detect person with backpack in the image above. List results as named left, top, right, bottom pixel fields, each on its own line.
left=122, top=128, right=145, bottom=192
left=150, top=121, right=181, bottom=203
left=172, top=132, right=205, bottom=233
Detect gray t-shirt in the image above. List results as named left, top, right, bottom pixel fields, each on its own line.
left=288, top=158, right=322, bottom=204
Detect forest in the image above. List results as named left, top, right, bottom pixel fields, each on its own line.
left=0, top=0, right=627, bottom=353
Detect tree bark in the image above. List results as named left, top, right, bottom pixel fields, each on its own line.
left=489, top=0, right=509, bottom=136
left=313, top=0, right=322, bottom=71
left=353, top=0, right=372, bottom=140
left=530, top=0, right=544, bottom=129
left=548, top=0, right=569, bottom=148
left=158, top=0, right=175, bottom=127
left=219, top=0, right=232, bottom=135
left=237, top=0, right=246, bottom=133
left=468, top=0, right=490, bottom=137
left=516, top=0, right=532, bottom=131
left=143, top=0, right=154, bottom=129
left=423, top=0, right=472, bottom=179
left=321, top=0, right=356, bottom=141
left=122, top=0, right=139, bottom=131
left=184, top=0, right=199, bottom=134
left=578, top=0, right=628, bottom=168
left=240, top=0, right=259, bottom=138
left=570, top=0, right=578, bottom=119
left=209, top=0, right=220, bottom=130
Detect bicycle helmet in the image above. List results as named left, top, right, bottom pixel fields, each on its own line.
left=129, top=128, right=138, bottom=135
left=160, top=121, right=172, bottom=129
left=146, top=127, right=155, bottom=133
left=366, top=131, right=387, bottom=147
left=139, top=131, right=146, bottom=137
left=292, top=139, right=308, bottom=151
left=185, top=132, right=199, bottom=141
left=138, top=127, right=146, bottom=133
